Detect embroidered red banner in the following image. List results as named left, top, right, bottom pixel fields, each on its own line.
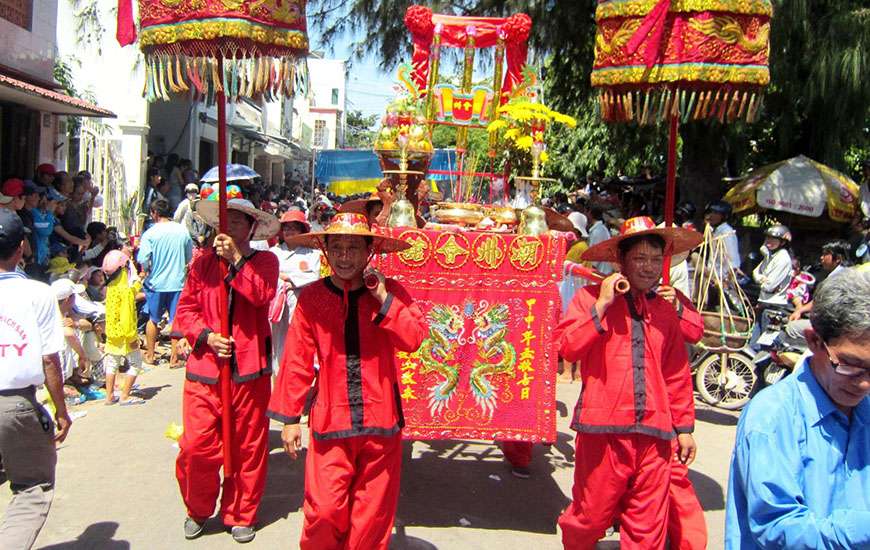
left=375, top=228, right=566, bottom=443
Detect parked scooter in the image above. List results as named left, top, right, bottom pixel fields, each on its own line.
left=752, top=306, right=808, bottom=386
left=691, top=344, right=758, bottom=411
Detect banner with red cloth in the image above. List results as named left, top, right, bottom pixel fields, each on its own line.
left=375, top=228, right=566, bottom=443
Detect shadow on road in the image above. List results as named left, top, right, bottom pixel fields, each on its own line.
left=255, top=429, right=306, bottom=529
left=695, top=406, right=740, bottom=426
left=688, top=469, right=726, bottom=511
left=38, top=521, right=129, bottom=549
left=390, top=525, right=439, bottom=549
left=131, top=384, right=172, bottom=402
left=396, top=439, right=571, bottom=534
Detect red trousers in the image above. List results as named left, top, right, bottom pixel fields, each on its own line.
left=175, top=376, right=270, bottom=527
left=300, top=433, right=402, bottom=550
left=559, top=433, right=671, bottom=550
left=502, top=441, right=533, bottom=468
left=668, top=440, right=707, bottom=550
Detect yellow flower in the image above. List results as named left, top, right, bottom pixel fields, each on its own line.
left=487, top=119, right=508, bottom=133
left=516, top=136, right=534, bottom=150
left=540, top=151, right=550, bottom=163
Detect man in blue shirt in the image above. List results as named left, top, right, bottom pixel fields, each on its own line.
left=137, top=198, right=192, bottom=368
left=725, top=268, right=870, bottom=548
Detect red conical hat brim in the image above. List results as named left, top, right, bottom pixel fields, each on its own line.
left=581, top=226, right=703, bottom=263
left=284, top=228, right=410, bottom=254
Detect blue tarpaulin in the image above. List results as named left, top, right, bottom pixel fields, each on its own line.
left=315, top=149, right=457, bottom=195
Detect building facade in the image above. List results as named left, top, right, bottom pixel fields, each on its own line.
left=0, top=0, right=112, bottom=180
left=54, top=0, right=309, bottom=232
left=294, top=56, right=347, bottom=150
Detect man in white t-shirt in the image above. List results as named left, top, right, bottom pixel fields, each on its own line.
left=0, top=209, right=71, bottom=549
left=587, top=205, right=614, bottom=275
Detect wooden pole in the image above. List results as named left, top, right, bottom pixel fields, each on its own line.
left=216, top=56, right=234, bottom=476
left=662, top=113, right=678, bottom=285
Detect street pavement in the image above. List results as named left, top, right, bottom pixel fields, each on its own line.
left=1, top=366, right=738, bottom=549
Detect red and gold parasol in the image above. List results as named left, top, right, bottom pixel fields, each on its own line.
left=590, top=0, right=771, bottom=282
left=117, top=0, right=309, bottom=474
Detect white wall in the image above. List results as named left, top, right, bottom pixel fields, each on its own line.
left=55, top=0, right=149, bottom=195
left=300, top=57, right=347, bottom=148
left=0, top=0, right=58, bottom=83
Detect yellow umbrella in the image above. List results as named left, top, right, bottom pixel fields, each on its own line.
left=724, top=155, right=860, bottom=223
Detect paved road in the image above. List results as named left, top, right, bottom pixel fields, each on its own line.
left=0, top=366, right=738, bottom=549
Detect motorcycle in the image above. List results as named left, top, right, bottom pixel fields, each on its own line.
left=752, top=306, right=807, bottom=386
left=691, top=343, right=758, bottom=411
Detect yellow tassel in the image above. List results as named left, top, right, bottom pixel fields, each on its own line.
left=737, top=91, right=749, bottom=119
left=211, top=58, right=223, bottom=93
left=165, top=56, right=180, bottom=93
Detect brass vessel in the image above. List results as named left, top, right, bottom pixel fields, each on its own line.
left=517, top=205, right=548, bottom=235
left=382, top=146, right=424, bottom=228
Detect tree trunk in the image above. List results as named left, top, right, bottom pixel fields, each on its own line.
left=678, top=124, right=726, bottom=225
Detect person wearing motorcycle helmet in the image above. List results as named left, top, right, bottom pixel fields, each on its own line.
left=753, top=224, right=794, bottom=306
left=675, top=201, right=697, bottom=231
left=101, top=249, right=145, bottom=406
left=704, top=200, right=742, bottom=276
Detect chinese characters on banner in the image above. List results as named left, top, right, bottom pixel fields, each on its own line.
left=375, top=228, right=567, bottom=443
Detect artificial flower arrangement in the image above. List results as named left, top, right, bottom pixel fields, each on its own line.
left=487, top=101, right=576, bottom=164
left=374, top=65, right=434, bottom=154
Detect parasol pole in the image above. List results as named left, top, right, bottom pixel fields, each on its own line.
left=216, top=56, right=234, bottom=476
left=661, top=113, right=678, bottom=285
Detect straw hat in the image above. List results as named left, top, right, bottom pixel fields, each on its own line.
left=543, top=207, right=574, bottom=233
left=582, top=216, right=703, bottom=263
left=195, top=198, right=280, bottom=241
left=340, top=193, right=382, bottom=215
left=284, top=212, right=410, bottom=254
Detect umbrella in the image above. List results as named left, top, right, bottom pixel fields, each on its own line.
left=117, top=0, right=308, bottom=476
left=724, top=155, right=860, bottom=223
left=200, top=164, right=260, bottom=183
left=590, top=0, right=772, bottom=283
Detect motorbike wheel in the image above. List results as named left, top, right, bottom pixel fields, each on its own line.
left=695, top=352, right=758, bottom=410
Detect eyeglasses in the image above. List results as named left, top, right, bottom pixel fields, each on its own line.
left=823, top=342, right=870, bottom=379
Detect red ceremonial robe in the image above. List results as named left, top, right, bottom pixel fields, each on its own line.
left=173, top=249, right=278, bottom=527
left=670, top=289, right=708, bottom=550
left=268, top=277, right=426, bottom=550
left=554, top=285, right=695, bottom=549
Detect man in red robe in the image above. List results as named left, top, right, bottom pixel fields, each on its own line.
left=268, top=213, right=427, bottom=550
left=173, top=198, right=279, bottom=544
left=555, top=216, right=703, bottom=549
left=659, top=285, right=708, bottom=550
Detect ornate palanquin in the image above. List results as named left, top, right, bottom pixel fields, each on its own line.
left=374, top=228, right=567, bottom=443
left=591, top=0, right=771, bottom=123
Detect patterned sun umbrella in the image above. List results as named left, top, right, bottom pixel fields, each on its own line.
left=589, top=0, right=771, bottom=282
left=724, top=155, right=860, bottom=222
left=591, top=0, right=771, bottom=124
left=117, top=0, right=309, bottom=475
left=118, top=0, right=308, bottom=101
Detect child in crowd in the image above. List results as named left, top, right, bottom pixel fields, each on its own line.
left=102, top=250, right=145, bottom=406
left=786, top=257, right=815, bottom=309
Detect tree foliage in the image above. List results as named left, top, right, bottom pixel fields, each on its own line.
left=309, top=0, right=870, bottom=188
left=344, top=109, right=380, bottom=148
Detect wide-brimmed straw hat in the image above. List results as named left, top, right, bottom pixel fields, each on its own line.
left=582, top=216, right=703, bottom=263
left=543, top=207, right=574, bottom=233
left=339, top=193, right=383, bottom=215
left=285, top=212, right=410, bottom=254
left=195, top=198, right=280, bottom=241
